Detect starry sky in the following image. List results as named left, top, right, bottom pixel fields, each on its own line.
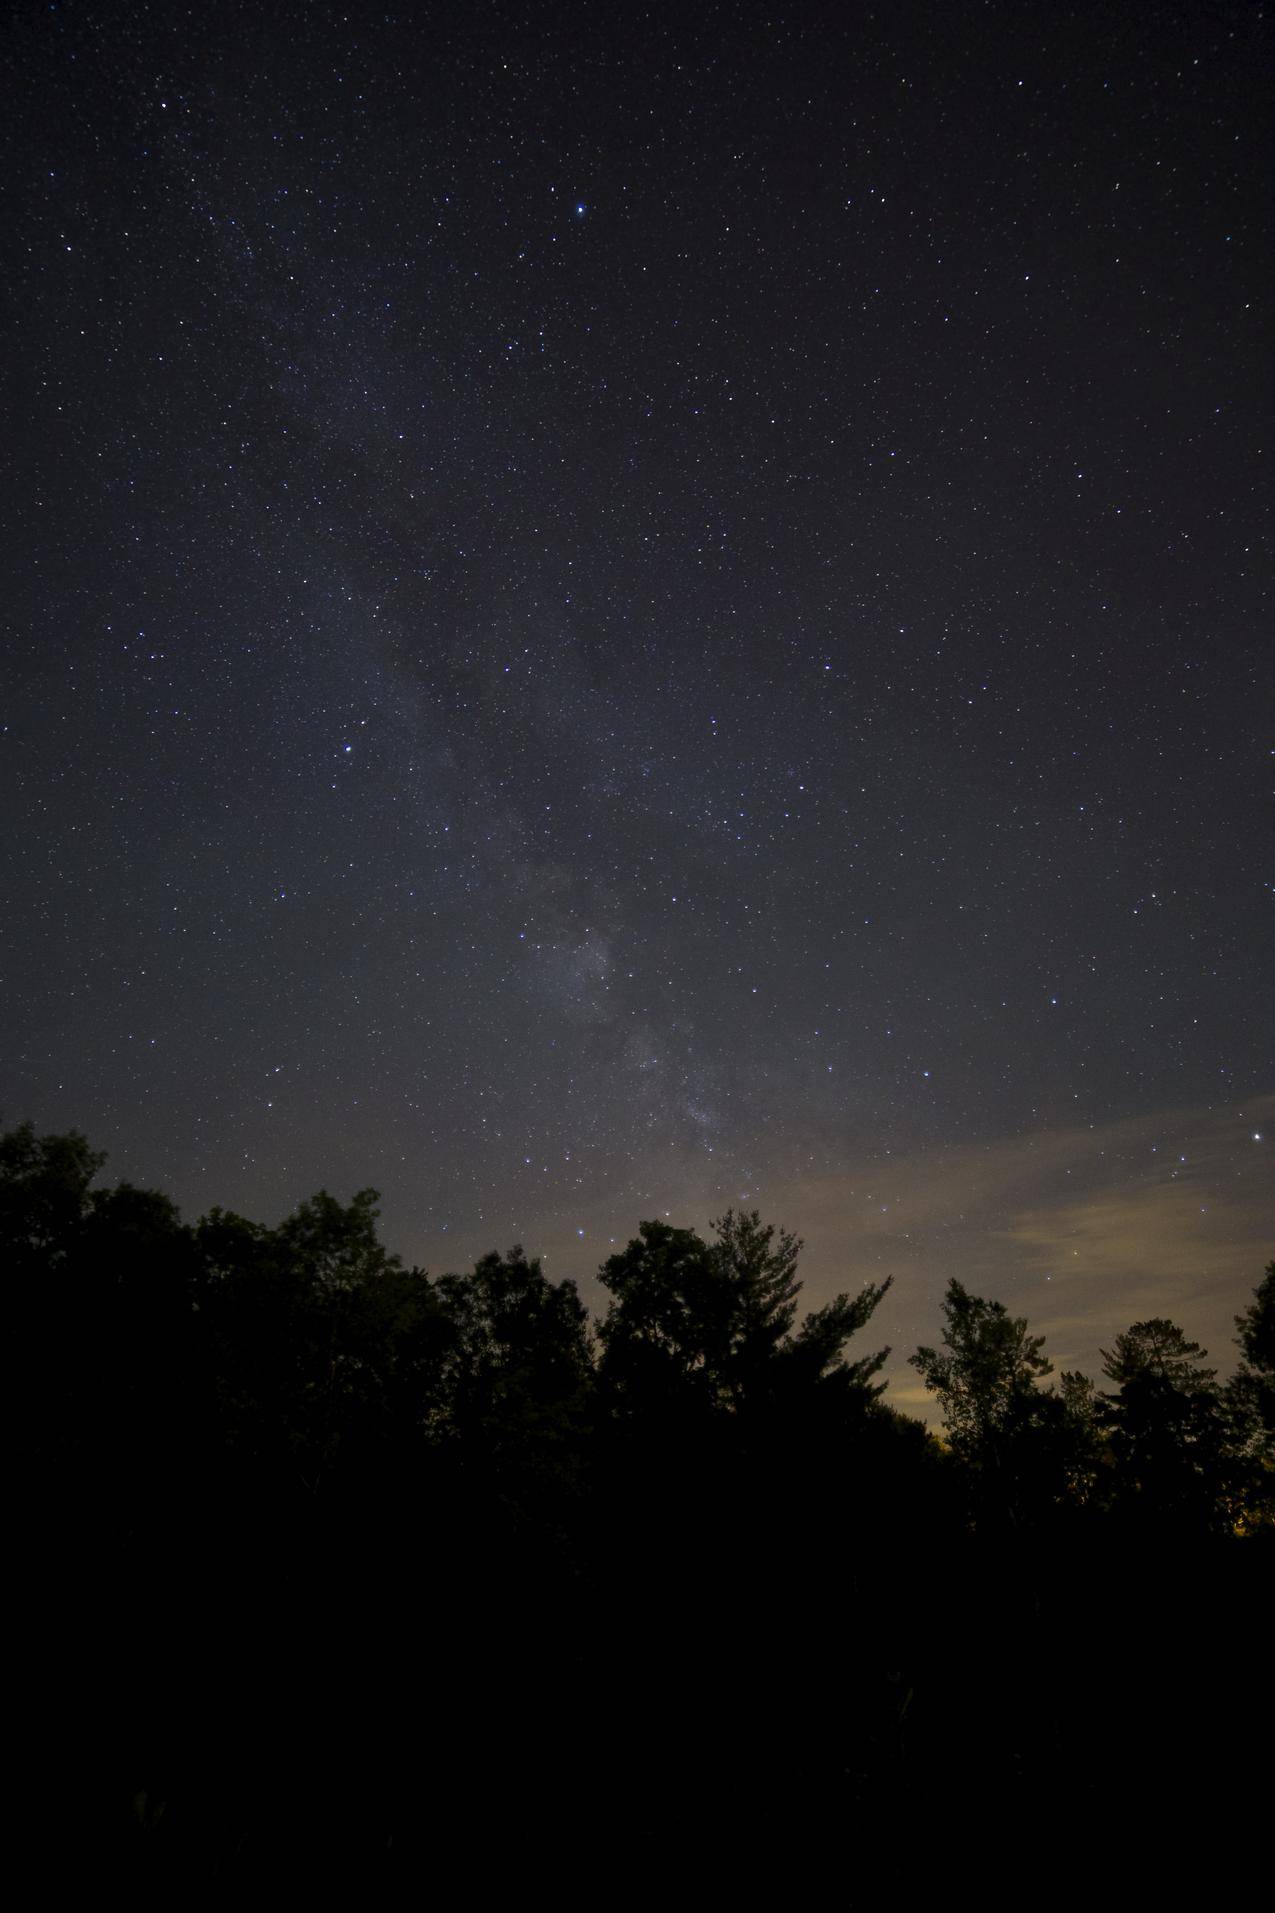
left=3, top=0, right=1271, bottom=1412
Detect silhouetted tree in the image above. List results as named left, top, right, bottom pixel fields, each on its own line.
left=1, top=1119, right=104, bottom=1276
left=598, top=1208, right=890, bottom=1421
left=1100, top=1319, right=1229, bottom=1531
left=1102, top=1317, right=1217, bottom=1394
left=193, top=1187, right=458, bottom=1500
left=1053, top=1367, right=1106, bottom=1506
left=1217, top=1262, right=1275, bottom=1532
left=911, top=1281, right=1050, bottom=1455
left=908, top=1282, right=1117, bottom=1525
left=432, top=1245, right=594, bottom=1530
left=1228, top=1262, right=1275, bottom=1456
left=1235, top=1262, right=1275, bottom=1381
left=2, top=1126, right=207, bottom=1518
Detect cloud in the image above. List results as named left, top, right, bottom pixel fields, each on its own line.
left=734, top=1092, right=1275, bottom=1410
left=401, top=1092, right=1273, bottom=1425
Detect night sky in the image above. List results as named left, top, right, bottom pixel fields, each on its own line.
left=3, top=0, right=1271, bottom=1413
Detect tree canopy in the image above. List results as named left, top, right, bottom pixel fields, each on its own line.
left=5, top=1120, right=1270, bottom=1870
left=909, top=1279, right=1052, bottom=1458
left=597, top=1207, right=891, bottom=1421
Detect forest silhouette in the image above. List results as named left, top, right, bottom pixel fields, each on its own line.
left=9, top=1120, right=1271, bottom=1875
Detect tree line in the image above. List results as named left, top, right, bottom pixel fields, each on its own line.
left=8, top=1120, right=1271, bottom=1876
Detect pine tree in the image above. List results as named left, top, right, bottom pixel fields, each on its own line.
left=597, top=1208, right=890, bottom=1417
left=1099, top=1319, right=1227, bottom=1529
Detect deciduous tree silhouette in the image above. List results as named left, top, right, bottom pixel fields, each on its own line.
left=907, top=1281, right=1110, bottom=1525
left=196, top=1188, right=417, bottom=1494
left=910, top=1280, right=1051, bottom=1457
left=432, top=1245, right=594, bottom=1533
left=1, top=1119, right=104, bottom=1276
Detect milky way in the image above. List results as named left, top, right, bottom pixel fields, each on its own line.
left=3, top=0, right=1270, bottom=1405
